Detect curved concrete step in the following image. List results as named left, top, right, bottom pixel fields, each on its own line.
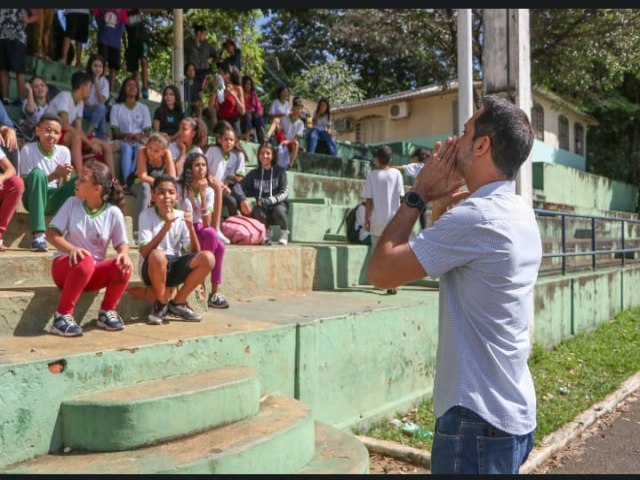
left=5, top=395, right=315, bottom=474
left=298, top=421, right=370, bottom=474
left=62, top=367, right=260, bottom=452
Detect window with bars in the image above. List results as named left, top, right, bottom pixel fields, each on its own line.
left=355, top=115, right=385, bottom=143
left=558, top=115, right=569, bottom=150
left=574, top=123, right=584, bottom=155
left=532, top=103, right=544, bottom=141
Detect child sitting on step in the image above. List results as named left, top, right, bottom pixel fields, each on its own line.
left=137, top=175, right=215, bottom=325
left=0, top=148, right=24, bottom=251
left=46, top=160, right=131, bottom=337
left=20, top=113, right=75, bottom=251
left=177, top=152, right=229, bottom=309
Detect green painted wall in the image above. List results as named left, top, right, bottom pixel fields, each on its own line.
left=533, top=162, right=638, bottom=213
left=296, top=294, right=440, bottom=430
left=0, top=326, right=296, bottom=469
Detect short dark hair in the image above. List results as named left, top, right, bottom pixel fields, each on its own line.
left=473, top=95, right=534, bottom=180
left=37, top=113, right=62, bottom=127
left=374, top=145, right=393, bottom=166
left=71, top=71, right=92, bottom=91
left=194, top=24, right=206, bottom=33
left=152, top=175, right=178, bottom=192
left=411, top=147, right=430, bottom=162
left=292, top=96, right=303, bottom=108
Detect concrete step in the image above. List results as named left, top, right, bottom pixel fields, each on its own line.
left=5, top=394, right=316, bottom=474
left=0, top=244, right=317, bottom=335
left=0, top=287, right=437, bottom=470
left=62, top=367, right=260, bottom=452
left=298, top=421, right=370, bottom=474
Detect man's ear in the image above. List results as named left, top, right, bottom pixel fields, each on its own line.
left=474, top=135, right=491, bottom=156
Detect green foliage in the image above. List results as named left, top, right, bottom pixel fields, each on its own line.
left=289, top=60, right=365, bottom=105
left=139, top=9, right=265, bottom=93
left=356, top=306, right=640, bottom=450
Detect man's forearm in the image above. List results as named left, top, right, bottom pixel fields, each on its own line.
left=378, top=204, right=420, bottom=250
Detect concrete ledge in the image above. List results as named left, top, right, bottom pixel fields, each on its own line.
left=6, top=395, right=315, bottom=474
left=62, top=367, right=260, bottom=452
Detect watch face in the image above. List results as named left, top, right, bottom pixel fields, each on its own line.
left=407, top=191, right=425, bottom=210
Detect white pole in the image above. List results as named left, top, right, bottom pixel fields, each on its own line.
left=173, top=9, right=185, bottom=103
left=457, top=9, right=473, bottom=135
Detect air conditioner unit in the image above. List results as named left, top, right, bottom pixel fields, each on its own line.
left=389, top=102, right=410, bottom=120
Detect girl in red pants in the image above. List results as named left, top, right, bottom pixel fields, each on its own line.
left=0, top=150, right=24, bottom=251
left=46, top=160, right=132, bottom=337
left=177, top=152, right=229, bottom=309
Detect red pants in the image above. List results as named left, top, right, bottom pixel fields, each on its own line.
left=0, top=176, right=24, bottom=236
left=52, top=255, right=131, bottom=315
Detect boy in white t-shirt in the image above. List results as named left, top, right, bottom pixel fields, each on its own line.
left=19, top=114, right=75, bottom=251
left=45, top=71, right=114, bottom=176
left=276, top=96, right=305, bottom=170
left=361, top=145, right=405, bottom=294
left=137, top=175, right=215, bottom=325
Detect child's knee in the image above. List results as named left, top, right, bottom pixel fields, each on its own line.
left=196, top=250, right=215, bottom=270
left=147, top=249, right=167, bottom=268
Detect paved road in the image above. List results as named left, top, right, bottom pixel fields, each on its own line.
left=536, top=390, right=640, bottom=474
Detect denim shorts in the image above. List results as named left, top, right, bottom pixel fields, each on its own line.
left=430, top=405, right=534, bottom=474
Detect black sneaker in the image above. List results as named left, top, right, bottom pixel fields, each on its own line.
left=386, top=288, right=398, bottom=295
left=50, top=313, right=83, bottom=337
left=208, top=292, right=230, bottom=309
left=168, top=301, right=202, bottom=321
left=97, top=310, right=125, bottom=331
left=147, top=301, right=168, bottom=325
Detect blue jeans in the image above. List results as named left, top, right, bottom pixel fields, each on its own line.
left=306, top=128, right=337, bottom=156
left=431, top=405, right=534, bottom=474
left=119, top=141, right=141, bottom=186
left=83, top=104, right=107, bottom=139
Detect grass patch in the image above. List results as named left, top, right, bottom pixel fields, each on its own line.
left=354, top=306, right=640, bottom=451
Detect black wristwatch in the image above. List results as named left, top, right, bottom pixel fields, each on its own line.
left=403, top=190, right=427, bottom=213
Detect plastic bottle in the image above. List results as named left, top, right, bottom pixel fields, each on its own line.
left=390, top=419, right=434, bottom=440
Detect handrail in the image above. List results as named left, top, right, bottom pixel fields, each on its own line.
left=534, top=208, right=640, bottom=274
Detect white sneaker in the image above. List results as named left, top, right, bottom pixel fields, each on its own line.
left=217, top=229, right=231, bottom=245
left=278, top=229, right=289, bottom=245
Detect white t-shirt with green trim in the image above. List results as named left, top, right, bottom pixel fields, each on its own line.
left=204, top=145, right=245, bottom=183
left=19, top=142, right=72, bottom=188
left=49, top=197, right=128, bottom=261
left=177, top=184, right=213, bottom=224
left=109, top=102, right=152, bottom=135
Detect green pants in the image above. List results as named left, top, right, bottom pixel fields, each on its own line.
left=22, top=168, right=77, bottom=233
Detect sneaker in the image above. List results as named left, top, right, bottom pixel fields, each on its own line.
left=97, top=310, right=125, bottom=331
left=32, top=236, right=47, bottom=251
left=264, top=228, right=272, bottom=245
left=2, top=98, right=10, bottom=106
left=278, top=229, right=289, bottom=245
left=10, top=98, right=22, bottom=107
left=217, top=229, right=231, bottom=245
left=386, top=288, right=398, bottom=295
left=168, top=300, right=202, bottom=321
left=208, top=292, right=230, bottom=309
left=50, top=313, right=83, bottom=337
left=147, top=301, right=168, bottom=325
